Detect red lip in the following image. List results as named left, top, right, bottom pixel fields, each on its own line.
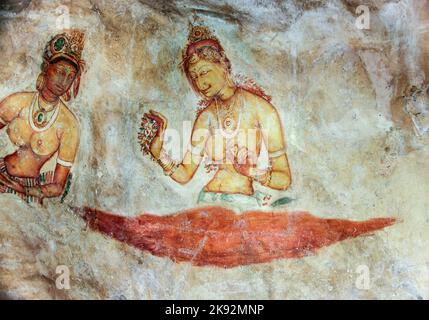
left=201, top=86, right=211, bottom=94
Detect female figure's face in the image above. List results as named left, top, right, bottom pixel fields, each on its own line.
left=188, top=58, right=228, bottom=98
left=44, top=60, right=78, bottom=97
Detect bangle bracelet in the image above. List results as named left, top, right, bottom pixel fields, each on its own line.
left=157, top=150, right=178, bottom=176
left=260, top=170, right=272, bottom=187
left=167, top=163, right=179, bottom=176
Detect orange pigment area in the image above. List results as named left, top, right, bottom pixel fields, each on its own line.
left=74, top=206, right=396, bottom=268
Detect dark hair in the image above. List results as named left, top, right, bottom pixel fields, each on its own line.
left=43, top=56, right=79, bottom=72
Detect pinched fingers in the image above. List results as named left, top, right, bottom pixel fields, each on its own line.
left=236, top=147, right=248, bottom=165
left=149, top=110, right=168, bottom=130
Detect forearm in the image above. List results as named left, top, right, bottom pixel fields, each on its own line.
left=25, top=182, right=65, bottom=198
left=252, top=154, right=292, bottom=191
left=41, top=183, right=65, bottom=197
left=157, top=149, right=200, bottom=184
left=262, top=170, right=291, bottom=191
left=170, top=163, right=196, bottom=184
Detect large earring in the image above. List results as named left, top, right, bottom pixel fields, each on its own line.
left=63, top=89, right=71, bottom=102
left=73, top=75, right=81, bottom=98
left=36, top=73, right=46, bottom=91
left=225, top=72, right=235, bottom=88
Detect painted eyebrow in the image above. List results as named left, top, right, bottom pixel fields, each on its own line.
left=57, top=63, right=76, bottom=71
left=196, top=65, right=211, bottom=73
left=56, top=66, right=68, bottom=72
left=61, top=67, right=76, bottom=75
left=189, top=65, right=210, bottom=78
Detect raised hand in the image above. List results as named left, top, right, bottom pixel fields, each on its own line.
left=232, top=145, right=258, bottom=177
left=144, top=110, right=168, bottom=160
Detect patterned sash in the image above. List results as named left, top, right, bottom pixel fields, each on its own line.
left=0, top=158, right=55, bottom=203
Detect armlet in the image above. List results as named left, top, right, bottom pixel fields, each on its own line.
left=268, top=148, right=286, bottom=159
left=57, top=158, right=74, bottom=168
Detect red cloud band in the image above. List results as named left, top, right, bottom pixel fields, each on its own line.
left=75, top=206, right=396, bottom=268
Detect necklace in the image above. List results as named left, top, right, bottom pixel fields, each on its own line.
left=215, top=88, right=243, bottom=140
left=29, top=93, right=61, bottom=132
left=33, top=95, right=58, bottom=127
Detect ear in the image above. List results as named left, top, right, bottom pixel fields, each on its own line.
left=73, top=74, right=81, bottom=98
left=63, top=89, right=71, bottom=102
left=223, top=68, right=234, bottom=87
left=36, top=73, right=46, bottom=91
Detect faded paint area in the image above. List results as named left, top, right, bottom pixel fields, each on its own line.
left=0, top=0, right=428, bottom=299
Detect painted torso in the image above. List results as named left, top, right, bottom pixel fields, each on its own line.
left=202, top=89, right=264, bottom=195
left=4, top=92, right=74, bottom=178
left=7, top=104, right=61, bottom=157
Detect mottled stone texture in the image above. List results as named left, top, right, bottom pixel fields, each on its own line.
left=0, top=0, right=428, bottom=299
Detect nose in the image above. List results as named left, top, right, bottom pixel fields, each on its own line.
left=58, top=75, right=72, bottom=90
left=196, top=77, right=207, bottom=91
left=61, top=75, right=69, bottom=86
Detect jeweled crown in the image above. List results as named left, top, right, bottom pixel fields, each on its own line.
left=187, top=24, right=218, bottom=44
left=42, top=30, right=85, bottom=69
left=183, top=23, right=223, bottom=62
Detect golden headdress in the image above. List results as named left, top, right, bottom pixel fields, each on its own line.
left=42, top=29, right=85, bottom=71
left=182, top=23, right=224, bottom=63
left=39, top=30, right=86, bottom=101
left=187, top=24, right=218, bottom=44
left=182, top=23, right=272, bottom=105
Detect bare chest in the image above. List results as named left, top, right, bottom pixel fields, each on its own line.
left=205, top=112, right=262, bottom=162
left=7, top=106, right=61, bottom=157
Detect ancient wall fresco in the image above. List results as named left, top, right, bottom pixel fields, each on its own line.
left=0, top=0, right=428, bottom=299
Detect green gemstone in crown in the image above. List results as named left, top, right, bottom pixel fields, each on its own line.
left=54, top=37, right=65, bottom=51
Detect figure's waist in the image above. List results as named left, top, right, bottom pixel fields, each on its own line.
left=205, top=170, right=254, bottom=195
left=0, top=158, right=54, bottom=186
left=3, top=151, right=49, bottom=178
left=211, top=165, right=252, bottom=179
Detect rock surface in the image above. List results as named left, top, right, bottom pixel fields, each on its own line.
left=0, top=0, right=428, bottom=299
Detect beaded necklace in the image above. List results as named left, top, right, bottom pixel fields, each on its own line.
left=29, top=93, right=60, bottom=132
left=215, top=88, right=243, bottom=140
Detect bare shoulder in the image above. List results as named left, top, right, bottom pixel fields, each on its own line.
left=194, top=102, right=216, bottom=126
left=240, top=89, right=277, bottom=115
left=58, top=102, right=80, bottom=133
left=0, top=91, right=35, bottom=107
left=0, top=92, right=35, bottom=121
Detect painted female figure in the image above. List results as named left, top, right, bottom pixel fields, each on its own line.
left=142, top=25, right=291, bottom=209
left=83, top=25, right=394, bottom=268
left=0, top=30, right=85, bottom=203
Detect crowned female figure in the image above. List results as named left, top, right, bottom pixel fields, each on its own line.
left=83, top=25, right=394, bottom=268
left=0, top=30, right=85, bottom=204
left=140, top=24, right=292, bottom=210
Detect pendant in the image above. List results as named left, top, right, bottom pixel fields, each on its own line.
left=223, top=117, right=237, bottom=132
left=36, top=112, right=45, bottom=125
left=224, top=117, right=232, bottom=127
